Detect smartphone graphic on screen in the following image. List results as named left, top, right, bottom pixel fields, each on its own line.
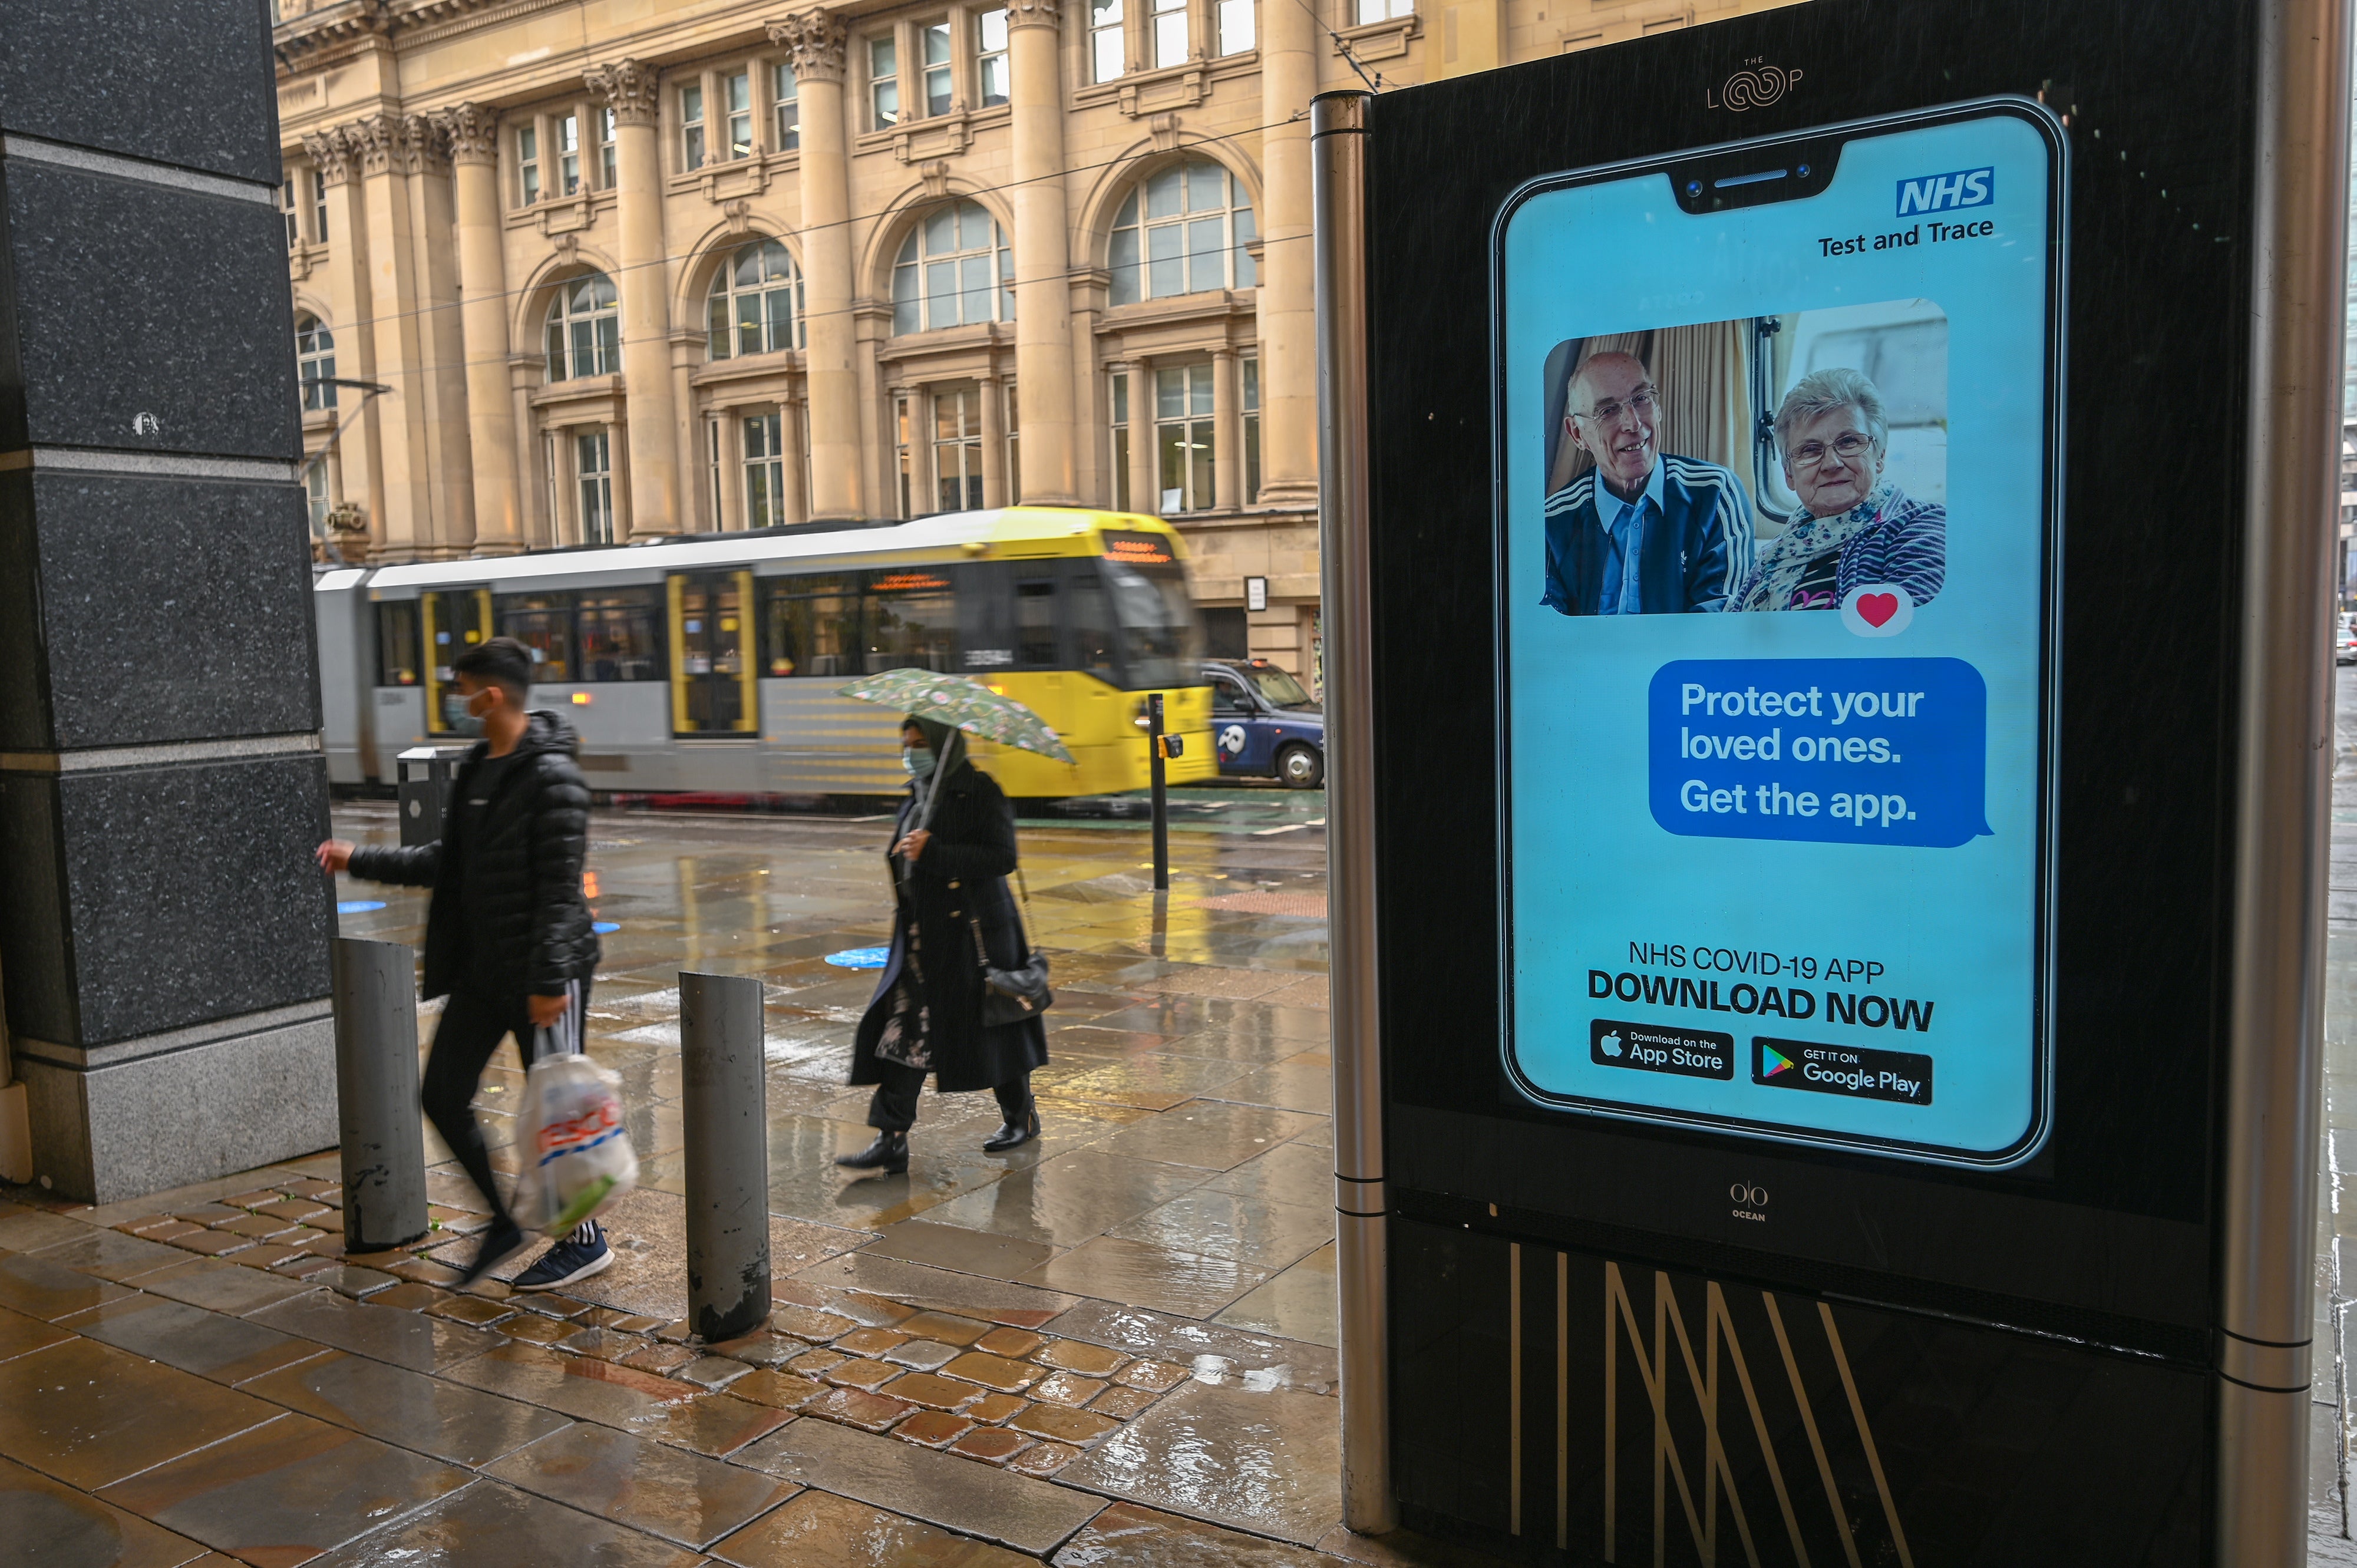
left=1492, top=100, right=2065, bottom=1167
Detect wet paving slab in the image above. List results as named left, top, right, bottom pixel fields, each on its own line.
left=486, top=1421, right=795, bottom=1547
left=0, top=1454, right=218, bottom=1568
left=305, top=1477, right=705, bottom=1568
left=1060, top=1380, right=1345, bottom=1547
left=737, top=1417, right=1105, bottom=1554
left=61, top=1293, right=325, bottom=1387
left=240, top=1351, right=574, bottom=1467
left=710, top=1486, right=1034, bottom=1567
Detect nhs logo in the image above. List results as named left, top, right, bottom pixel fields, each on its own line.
left=1896, top=167, right=1993, bottom=216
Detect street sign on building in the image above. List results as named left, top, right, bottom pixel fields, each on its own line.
left=1317, top=0, right=2350, bottom=1560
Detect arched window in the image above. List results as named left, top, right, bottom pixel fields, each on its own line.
left=295, top=315, right=336, bottom=410
left=1109, top=158, right=1256, bottom=306
left=708, top=239, right=804, bottom=359
left=544, top=273, right=620, bottom=381
left=891, top=200, right=1013, bottom=335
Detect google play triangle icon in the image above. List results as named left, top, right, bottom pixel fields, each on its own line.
left=1759, top=1043, right=1797, bottom=1079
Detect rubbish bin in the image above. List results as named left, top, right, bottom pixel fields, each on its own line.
left=395, top=744, right=468, bottom=847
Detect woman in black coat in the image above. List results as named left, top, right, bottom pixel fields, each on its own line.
left=838, top=715, right=1049, bottom=1173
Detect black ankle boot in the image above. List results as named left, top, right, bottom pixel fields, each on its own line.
left=836, top=1130, right=909, bottom=1173
left=981, top=1108, right=1041, bottom=1153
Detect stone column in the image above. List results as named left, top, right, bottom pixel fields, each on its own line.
left=770, top=12, right=862, bottom=519
left=402, top=114, right=475, bottom=556
left=348, top=113, right=434, bottom=559
left=1213, top=346, right=1242, bottom=510
left=303, top=128, right=383, bottom=547
left=1128, top=358, right=1160, bottom=513
left=509, top=356, right=543, bottom=544
left=1256, top=0, right=1317, bottom=506
left=553, top=425, right=581, bottom=543
left=0, top=0, right=335, bottom=1201
left=671, top=332, right=701, bottom=529
left=1008, top=0, right=1077, bottom=503
left=586, top=58, right=683, bottom=538
left=717, top=406, right=746, bottom=531
left=440, top=104, right=521, bottom=553
left=781, top=397, right=810, bottom=524
left=980, top=372, right=1008, bottom=507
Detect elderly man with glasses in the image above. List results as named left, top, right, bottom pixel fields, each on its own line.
left=1541, top=350, right=1756, bottom=616
left=1731, top=367, right=1947, bottom=614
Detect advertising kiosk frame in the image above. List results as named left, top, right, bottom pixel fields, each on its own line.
left=1314, top=0, right=2351, bottom=1560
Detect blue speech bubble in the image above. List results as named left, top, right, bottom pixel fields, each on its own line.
left=1648, top=658, right=1991, bottom=848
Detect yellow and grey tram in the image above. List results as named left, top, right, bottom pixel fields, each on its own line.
left=314, top=507, right=1217, bottom=797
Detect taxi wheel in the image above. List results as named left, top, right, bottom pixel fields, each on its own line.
left=1277, top=743, right=1324, bottom=790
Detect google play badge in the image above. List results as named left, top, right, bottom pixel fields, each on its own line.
left=1759, top=1042, right=1797, bottom=1080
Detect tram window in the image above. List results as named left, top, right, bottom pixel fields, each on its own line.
left=1067, top=563, right=1119, bottom=683
left=1100, top=557, right=1201, bottom=690
left=499, top=593, right=575, bottom=682
left=863, top=569, right=959, bottom=674
left=577, top=588, right=665, bottom=681
left=761, top=575, right=860, bottom=676
left=1015, top=578, right=1061, bottom=666
left=375, top=600, right=421, bottom=686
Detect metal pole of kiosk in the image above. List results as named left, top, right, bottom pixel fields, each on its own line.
left=331, top=938, right=430, bottom=1253
left=1312, top=87, right=1394, bottom=1535
left=680, top=971, right=771, bottom=1343
left=2217, top=0, right=2351, bottom=1559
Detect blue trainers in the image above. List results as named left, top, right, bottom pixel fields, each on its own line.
left=511, top=1224, right=612, bottom=1291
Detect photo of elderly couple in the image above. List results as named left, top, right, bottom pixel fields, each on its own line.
left=1538, top=298, right=1947, bottom=616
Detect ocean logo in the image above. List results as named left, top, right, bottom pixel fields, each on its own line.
left=1897, top=167, right=1994, bottom=216
left=1760, top=1042, right=1797, bottom=1078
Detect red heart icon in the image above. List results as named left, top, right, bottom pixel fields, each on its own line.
left=1856, top=592, right=1899, bottom=628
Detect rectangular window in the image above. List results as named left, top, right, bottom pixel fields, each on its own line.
left=933, top=387, right=983, bottom=513
left=280, top=177, right=298, bottom=249
left=723, top=70, right=752, bottom=159
left=517, top=124, right=540, bottom=204
left=375, top=600, right=422, bottom=686
left=1152, top=0, right=1187, bottom=68
left=498, top=593, right=576, bottom=681
left=1005, top=381, right=1021, bottom=504
left=577, top=430, right=615, bottom=544
left=921, top=19, right=953, bottom=117
left=976, top=8, right=1010, bottom=107
left=576, top=587, right=665, bottom=680
left=556, top=112, right=580, bottom=195
left=305, top=458, right=329, bottom=531
left=707, top=418, right=725, bottom=529
left=1156, top=363, right=1216, bottom=512
left=1355, top=0, right=1412, bottom=21
left=863, top=568, right=959, bottom=674
left=870, top=36, right=900, bottom=128
left=1242, top=355, right=1262, bottom=504
left=773, top=64, right=800, bottom=150
left=681, top=82, right=707, bottom=170
left=1218, top=0, right=1253, bottom=53
left=1015, top=576, right=1060, bottom=666
left=598, top=107, right=618, bottom=187
left=744, top=411, right=787, bottom=527
left=894, top=394, right=916, bottom=517
left=1091, top=0, right=1124, bottom=82
left=762, top=575, right=860, bottom=678
left=312, top=168, right=330, bottom=241
left=1110, top=370, right=1132, bottom=511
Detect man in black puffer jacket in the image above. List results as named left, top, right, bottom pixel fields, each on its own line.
left=318, top=637, right=605, bottom=1290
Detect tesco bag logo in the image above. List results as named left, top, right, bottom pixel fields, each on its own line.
left=537, top=1098, right=621, bottom=1163
left=1896, top=167, right=1993, bottom=216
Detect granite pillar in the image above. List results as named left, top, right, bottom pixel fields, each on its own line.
left=0, top=0, right=335, bottom=1203
left=585, top=58, right=682, bottom=540
left=771, top=11, right=863, bottom=520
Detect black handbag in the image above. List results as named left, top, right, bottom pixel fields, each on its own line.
left=968, top=871, right=1053, bottom=1026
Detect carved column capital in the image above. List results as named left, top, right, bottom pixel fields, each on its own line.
left=399, top=112, right=450, bottom=175
left=765, top=11, right=847, bottom=83
left=342, top=113, right=401, bottom=178
left=435, top=101, right=500, bottom=165
left=302, top=128, right=357, bottom=186
left=1005, top=0, right=1061, bottom=31
left=585, top=58, right=662, bottom=126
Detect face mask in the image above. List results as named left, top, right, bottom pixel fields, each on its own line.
left=903, top=746, right=936, bottom=779
left=445, top=692, right=485, bottom=737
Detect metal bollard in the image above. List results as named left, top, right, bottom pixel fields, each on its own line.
left=332, top=938, right=430, bottom=1252
left=681, top=971, right=771, bottom=1343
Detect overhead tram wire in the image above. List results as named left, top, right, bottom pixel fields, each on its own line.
left=293, top=104, right=1315, bottom=350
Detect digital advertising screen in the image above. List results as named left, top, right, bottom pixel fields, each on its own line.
left=1495, top=101, right=2065, bottom=1166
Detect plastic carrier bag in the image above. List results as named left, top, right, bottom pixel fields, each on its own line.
left=511, top=1049, right=638, bottom=1235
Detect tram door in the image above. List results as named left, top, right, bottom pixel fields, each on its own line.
left=422, top=589, right=493, bottom=734
left=668, top=570, right=757, bottom=735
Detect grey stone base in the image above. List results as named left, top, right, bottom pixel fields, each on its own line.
left=17, top=1008, right=336, bottom=1203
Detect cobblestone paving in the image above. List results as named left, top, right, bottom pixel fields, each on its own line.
left=0, top=800, right=1506, bottom=1566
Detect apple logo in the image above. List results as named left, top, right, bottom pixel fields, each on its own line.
left=1600, top=1031, right=1623, bottom=1058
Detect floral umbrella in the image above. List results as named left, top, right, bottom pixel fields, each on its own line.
left=837, top=669, right=1076, bottom=765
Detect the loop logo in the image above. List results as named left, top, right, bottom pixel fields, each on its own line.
left=1897, top=167, right=1993, bottom=216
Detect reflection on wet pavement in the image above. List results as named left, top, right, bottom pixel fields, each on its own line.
left=0, top=799, right=1524, bottom=1567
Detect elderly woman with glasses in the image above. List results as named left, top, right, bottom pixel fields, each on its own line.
left=1731, top=367, right=1946, bottom=613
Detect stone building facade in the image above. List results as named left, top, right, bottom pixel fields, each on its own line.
left=272, top=0, right=1799, bottom=675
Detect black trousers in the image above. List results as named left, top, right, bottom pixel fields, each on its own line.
left=422, top=976, right=590, bottom=1229
left=865, top=1061, right=1034, bottom=1134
